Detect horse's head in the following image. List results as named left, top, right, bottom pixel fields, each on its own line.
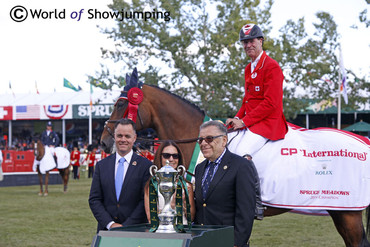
left=100, top=68, right=152, bottom=153
left=33, top=139, right=45, bottom=161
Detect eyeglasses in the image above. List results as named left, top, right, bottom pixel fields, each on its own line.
left=197, top=135, right=224, bottom=144
left=161, top=153, right=179, bottom=159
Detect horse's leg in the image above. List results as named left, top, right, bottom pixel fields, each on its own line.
left=263, top=206, right=291, bottom=217
left=37, top=169, right=43, bottom=196
left=44, top=171, right=49, bottom=196
left=63, top=167, right=70, bottom=193
left=328, top=210, right=369, bottom=247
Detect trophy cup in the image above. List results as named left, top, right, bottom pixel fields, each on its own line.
left=150, top=161, right=185, bottom=233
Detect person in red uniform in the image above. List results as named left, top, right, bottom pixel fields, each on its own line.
left=100, top=148, right=109, bottom=160
left=85, top=145, right=96, bottom=178
left=226, top=23, right=288, bottom=158
left=70, top=144, right=81, bottom=180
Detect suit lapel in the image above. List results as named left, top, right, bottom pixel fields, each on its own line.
left=195, top=161, right=207, bottom=200
left=205, top=150, right=231, bottom=200
left=255, top=51, right=267, bottom=71
left=106, top=154, right=118, bottom=201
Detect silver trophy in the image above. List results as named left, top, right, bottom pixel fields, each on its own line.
left=150, top=161, right=185, bottom=233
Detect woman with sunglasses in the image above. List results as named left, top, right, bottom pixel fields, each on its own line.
left=144, top=140, right=196, bottom=224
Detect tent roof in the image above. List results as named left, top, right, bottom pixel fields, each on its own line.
left=343, top=121, right=370, bottom=132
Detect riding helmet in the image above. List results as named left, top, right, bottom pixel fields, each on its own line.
left=239, top=24, right=264, bottom=41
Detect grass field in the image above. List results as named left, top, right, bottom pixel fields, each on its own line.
left=0, top=176, right=365, bottom=247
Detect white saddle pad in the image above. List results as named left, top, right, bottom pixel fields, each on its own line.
left=33, top=146, right=70, bottom=174
left=228, top=124, right=370, bottom=210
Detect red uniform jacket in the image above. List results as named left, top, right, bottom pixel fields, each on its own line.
left=86, top=152, right=96, bottom=167
left=100, top=151, right=109, bottom=160
left=70, top=150, right=81, bottom=167
left=235, top=51, right=288, bottom=140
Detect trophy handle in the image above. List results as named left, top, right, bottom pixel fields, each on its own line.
left=150, top=165, right=158, bottom=177
left=176, top=165, right=186, bottom=177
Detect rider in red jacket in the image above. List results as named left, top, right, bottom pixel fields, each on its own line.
left=226, top=24, right=288, bottom=158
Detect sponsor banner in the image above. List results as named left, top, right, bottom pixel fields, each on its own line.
left=40, top=105, right=72, bottom=120
left=0, top=106, right=13, bottom=120
left=228, top=124, right=370, bottom=210
left=15, top=105, right=40, bottom=120
left=72, top=104, right=113, bottom=119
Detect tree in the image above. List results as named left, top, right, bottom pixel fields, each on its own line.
left=90, top=1, right=369, bottom=121
left=90, top=0, right=273, bottom=118
left=276, top=12, right=369, bottom=119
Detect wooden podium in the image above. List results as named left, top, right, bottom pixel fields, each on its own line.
left=91, top=224, right=234, bottom=247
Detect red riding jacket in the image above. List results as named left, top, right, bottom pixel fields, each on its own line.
left=235, top=51, right=288, bottom=140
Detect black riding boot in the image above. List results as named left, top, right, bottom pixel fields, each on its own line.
left=243, top=154, right=264, bottom=220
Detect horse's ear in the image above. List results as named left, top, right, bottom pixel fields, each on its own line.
left=123, top=67, right=141, bottom=92
left=130, top=67, right=138, bottom=87
left=125, top=73, right=131, bottom=86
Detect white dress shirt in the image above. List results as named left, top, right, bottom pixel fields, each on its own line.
left=251, top=51, right=263, bottom=72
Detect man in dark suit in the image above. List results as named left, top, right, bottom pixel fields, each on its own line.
left=194, top=120, right=256, bottom=247
left=89, top=119, right=152, bottom=231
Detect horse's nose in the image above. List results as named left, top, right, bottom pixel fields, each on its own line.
left=101, top=138, right=113, bottom=154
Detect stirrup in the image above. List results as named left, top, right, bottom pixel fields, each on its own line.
left=255, top=206, right=265, bottom=220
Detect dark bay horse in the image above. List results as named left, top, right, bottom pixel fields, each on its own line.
left=34, top=140, right=70, bottom=196
left=101, top=83, right=370, bottom=246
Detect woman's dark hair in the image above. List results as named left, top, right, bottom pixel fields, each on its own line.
left=153, top=140, right=185, bottom=168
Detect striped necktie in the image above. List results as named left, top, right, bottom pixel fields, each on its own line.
left=202, top=162, right=216, bottom=199
left=115, top=157, right=126, bottom=201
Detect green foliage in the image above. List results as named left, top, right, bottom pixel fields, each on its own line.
left=276, top=12, right=369, bottom=119
left=90, top=0, right=369, bottom=120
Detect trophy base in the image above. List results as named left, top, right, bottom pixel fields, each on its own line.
left=156, top=224, right=177, bottom=233
left=157, top=213, right=176, bottom=233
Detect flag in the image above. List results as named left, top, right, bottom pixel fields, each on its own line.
left=35, top=81, right=40, bottom=94
left=9, top=81, right=15, bottom=97
left=63, top=78, right=80, bottom=91
left=339, top=46, right=348, bottom=104
left=15, top=105, right=40, bottom=120
left=0, top=106, right=13, bottom=120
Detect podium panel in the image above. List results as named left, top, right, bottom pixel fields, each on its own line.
left=91, top=224, right=234, bottom=247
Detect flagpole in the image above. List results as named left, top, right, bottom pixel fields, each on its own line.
left=337, top=45, right=342, bottom=130
left=337, top=71, right=341, bottom=130
left=89, top=82, right=92, bottom=145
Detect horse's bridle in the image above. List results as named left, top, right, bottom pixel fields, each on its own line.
left=104, top=90, right=145, bottom=139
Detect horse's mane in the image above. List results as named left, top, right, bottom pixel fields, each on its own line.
left=147, top=85, right=205, bottom=115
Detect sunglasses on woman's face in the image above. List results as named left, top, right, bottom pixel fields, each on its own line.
left=197, top=134, right=224, bottom=144
left=161, top=153, right=179, bottom=159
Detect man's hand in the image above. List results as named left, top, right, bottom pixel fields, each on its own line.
left=226, top=118, right=245, bottom=130
left=110, top=223, right=123, bottom=229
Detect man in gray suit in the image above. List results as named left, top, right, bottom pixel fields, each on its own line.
left=194, top=120, right=256, bottom=247
left=89, top=119, right=152, bottom=231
